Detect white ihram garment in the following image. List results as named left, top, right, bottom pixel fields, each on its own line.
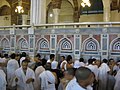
left=39, top=70, right=56, bottom=90
left=7, top=59, right=19, bottom=87
left=98, top=63, right=110, bottom=90
left=114, top=70, right=120, bottom=90
left=86, top=64, right=99, bottom=80
left=15, top=67, right=35, bottom=90
left=0, top=69, right=7, bottom=90
left=34, top=66, right=45, bottom=90
left=51, top=60, right=58, bottom=69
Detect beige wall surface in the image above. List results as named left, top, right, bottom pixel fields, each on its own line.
left=79, top=10, right=120, bottom=22
left=0, top=15, right=11, bottom=26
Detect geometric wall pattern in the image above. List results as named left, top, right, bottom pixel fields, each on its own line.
left=0, top=27, right=120, bottom=60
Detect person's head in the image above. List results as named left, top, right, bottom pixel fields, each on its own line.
left=21, top=59, right=29, bottom=70
left=102, top=59, right=108, bottom=63
left=42, top=58, right=47, bottom=67
left=45, top=63, right=51, bottom=70
left=35, top=53, right=41, bottom=59
left=21, top=52, right=27, bottom=57
left=15, top=54, right=20, bottom=60
left=61, top=56, right=65, bottom=61
left=64, top=68, right=75, bottom=80
left=4, top=54, right=8, bottom=58
left=95, top=60, right=101, bottom=67
left=88, top=59, right=93, bottom=65
left=92, top=58, right=96, bottom=64
left=109, top=58, right=115, bottom=65
left=10, top=53, right=16, bottom=59
left=50, top=54, right=55, bottom=61
left=75, top=67, right=95, bottom=88
left=66, top=55, right=72, bottom=64
left=79, top=58, right=84, bottom=62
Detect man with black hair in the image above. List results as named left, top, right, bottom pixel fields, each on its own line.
left=7, top=53, right=19, bottom=90
left=15, top=59, right=35, bottom=90
left=19, top=52, right=27, bottom=66
left=34, top=54, right=42, bottom=71
left=68, top=67, right=94, bottom=90
left=0, top=53, right=7, bottom=71
left=79, top=58, right=85, bottom=67
left=86, top=59, right=99, bottom=81
left=47, top=54, right=55, bottom=63
left=39, top=63, right=56, bottom=90
left=65, top=55, right=73, bottom=70
left=60, top=56, right=67, bottom=71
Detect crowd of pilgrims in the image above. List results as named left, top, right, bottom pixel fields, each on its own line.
left=0, top=52, right=120, bottom=90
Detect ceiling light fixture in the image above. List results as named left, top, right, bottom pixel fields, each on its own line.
left=15, top=0, right=24, bottom=13
left=81, top=0, right=91, bottom=7
left=15, top=6, right=24, bottom=13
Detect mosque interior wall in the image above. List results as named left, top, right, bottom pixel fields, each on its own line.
left=0, top=27, right=120, bottom=61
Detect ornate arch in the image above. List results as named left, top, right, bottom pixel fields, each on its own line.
left=17, top=38, right=28, bottom=50
left=0, top=5, right=11, bottom=16
left=0, top=0, right=10, bottom=8
left=110, top=38, right=120, bottom=51
left=58, top=38, right=72, bottom=51
left=36, top=38, right=49, bottom=50
left=0, top=37, right=10, bottom=50
left=82, top=38, right=99, bottom=51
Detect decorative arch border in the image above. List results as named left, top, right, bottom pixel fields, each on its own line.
left=58, top=38, right=73, bottom=51
left=36, top=38, right=50, bottom=50
left=110, top=38, right=120, bottom=52
left=82, top=37, right=100, bottom=51
left=0, top=37, right=10, bottom=49
left=0, top=1, right=10, bottom=8
left=17, top=37, right=29, bottom=50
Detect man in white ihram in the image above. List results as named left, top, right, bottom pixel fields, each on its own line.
left=65, top=67, right=95, bottom=90
left=7, top=53, right=19, bottom=89
left=15, top=59, right=35, bottom=90
left=39, top=63, right=56, bottom=90
left=98, top=59, right=110, bottom=90
left=114, top=64, right=120, bottom=90
left=0, top=64, right=7, bottom=90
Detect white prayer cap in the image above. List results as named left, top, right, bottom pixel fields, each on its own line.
left=51, top=60, right=58, bottom=69
left=20, top=57, right=26, bottom=66
left=74, top=60, right=80, bottom=68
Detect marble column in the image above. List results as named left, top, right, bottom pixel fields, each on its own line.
left=53, top=9, right=60, bottom=23
left=28, top=27, right=35, bottom=59
left=10, top=27, right=16, bottom=53
left=30, top=0, right=46, bottom=24
left=102, top=0, right=111, bottom=22
left=22, top=15, right=28, bottom=25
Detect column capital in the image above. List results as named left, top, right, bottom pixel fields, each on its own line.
left=53, top=8, right=60, bottom=15
left=30, top=0, right=46, bottom=24
left=102, top=0, right=111, bottom=22
left=52, top=0, right=62, bottom=9
left=53, top=8, right=60, bottom=23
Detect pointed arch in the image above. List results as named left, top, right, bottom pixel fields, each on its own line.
left=110, top=38, right=120, bottom=51
left=0, top=37, right=10, bottom=50
left=0, top=5, right=11, bottom=16
left=82, top=38, right=99, bottom=51
left=36, top=38, right=49, bottom=50
left=58, top=38, right=72, bottom=50
left=17, top=38, right=28, bottom=50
